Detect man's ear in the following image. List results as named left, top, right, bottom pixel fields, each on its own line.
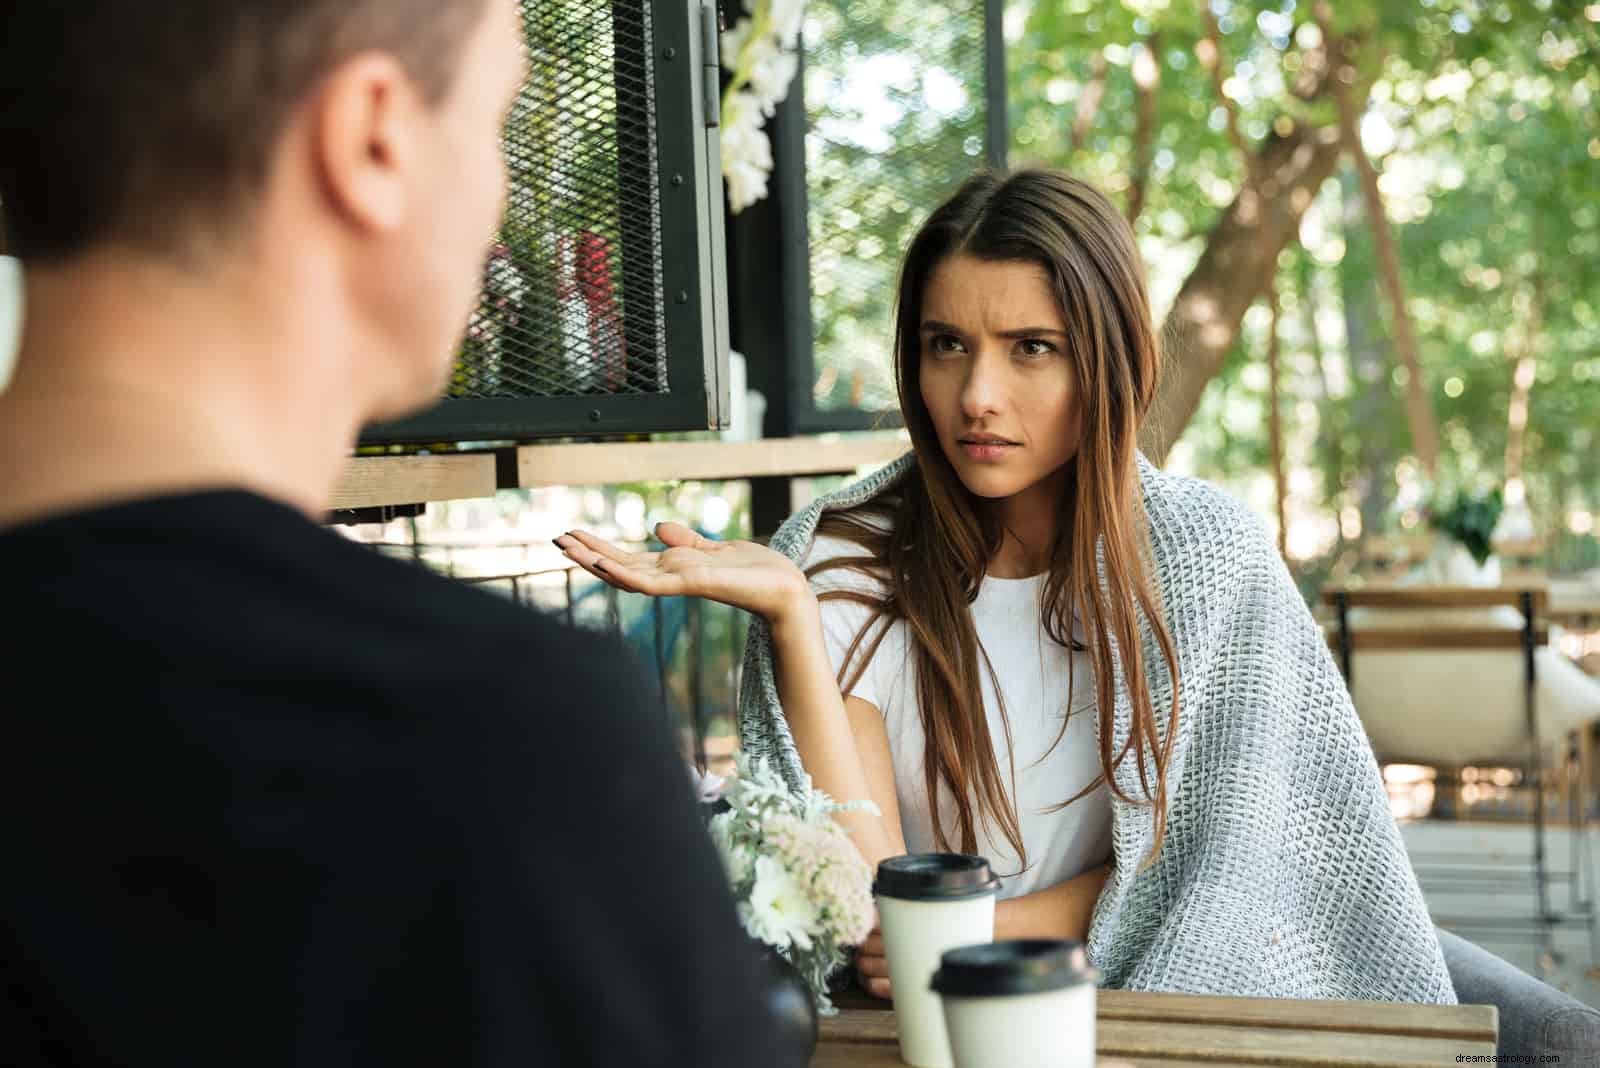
left=310, top=52, right=423, bottom=234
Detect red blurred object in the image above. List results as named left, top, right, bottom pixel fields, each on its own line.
left=556, top=230, right=627, bottom=392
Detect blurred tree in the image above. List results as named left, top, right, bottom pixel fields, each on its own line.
left=1007, top=0, right=1599, bottom=556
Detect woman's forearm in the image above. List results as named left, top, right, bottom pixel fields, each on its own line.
left=768, top=598, right=903, bottom=870
left=995, top=863, right=1112, bottom=942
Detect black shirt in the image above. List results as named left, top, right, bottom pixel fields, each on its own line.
left=0, top=491, right=796, bottom=1067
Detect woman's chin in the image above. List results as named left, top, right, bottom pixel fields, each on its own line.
left=950, top=465, right=1028, bottom=500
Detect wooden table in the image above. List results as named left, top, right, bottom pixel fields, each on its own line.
left=814, top=990, right=1497, bottom=1067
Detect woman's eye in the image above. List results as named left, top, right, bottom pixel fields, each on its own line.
left=927, top=334, right=966, bottom=357
left=1018, top=338, right=1057, bottom=359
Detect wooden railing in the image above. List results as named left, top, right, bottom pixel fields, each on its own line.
left=331, top=435, right=911, bottom=511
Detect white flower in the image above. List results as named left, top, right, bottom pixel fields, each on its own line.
left=768, top=0, right=806, bottom=50
left=747, top=46, right=799, bottom=115
left=717, top=3, right=805, bottom=214
left=743, top=855, right=818, bottom=951
left=709, top=811, right=755, bottom=886
left=724, top=156, right=771, bottom=214
left=689, top=764, right=727, bottom=803
left=721, top=16, right=755, bottom=65
left=721, top=91, right=774, bottom=214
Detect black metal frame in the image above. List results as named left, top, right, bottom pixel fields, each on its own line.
left=363, top=0, right=730, bottom=445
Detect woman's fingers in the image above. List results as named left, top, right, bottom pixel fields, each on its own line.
left=857, top=915, right=891, bottom=999
left=857, top=952, right=892, bottom=997
left=572, top=555, right=688, bottom=598
left=559, top=529, right=650, bottom=568
left=652, top=520, right=707, bottom=548
left=556, top=528, right=771, bottom=611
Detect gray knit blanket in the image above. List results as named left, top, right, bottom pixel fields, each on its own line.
left=737, top=452, right=1455, bottom=1002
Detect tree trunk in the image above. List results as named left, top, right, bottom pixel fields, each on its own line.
left=1070, top=54, right=1109, bottom=152
left=1327, top=40, right=1440, bottom=477
left=1201, top=8, right=1256, bottom=189
left=1295, top=252, right=1342, bottom=472
left=1142, top=123, right=1342, bottom=462
left=1266, top=283, right=1288, bottom=560
left=1338, top=171, right=1397, bottom=537
left=1128, top=34, right=1161, bottom=226
left=1294, top=251, right=1358, bottom=554
left=1503, top=278, right=1544, bottom=497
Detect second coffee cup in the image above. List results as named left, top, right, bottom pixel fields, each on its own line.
left=931, top=939, right=1099, bottom=1068
left=873, top=853, right=1001, bottom=1068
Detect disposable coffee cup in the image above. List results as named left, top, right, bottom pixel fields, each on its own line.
left=873, top=854, right=1001, bottom=1068
left=931, top=939, right=1099, bottom=1068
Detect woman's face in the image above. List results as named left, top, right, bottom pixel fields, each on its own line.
left=917, top=254, right=1082, bottom=505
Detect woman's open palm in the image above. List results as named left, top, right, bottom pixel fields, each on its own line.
left=556, top=522, right=810, bottom=624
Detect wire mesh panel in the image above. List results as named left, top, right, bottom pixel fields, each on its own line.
left=803, top=0, right=995, bottom=415
left=365, top=0, right=729, bottom=444
left=454, top=0, right=666, bottom=401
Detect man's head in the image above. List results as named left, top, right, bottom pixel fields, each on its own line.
left=0, top=0, right=526, bottom=418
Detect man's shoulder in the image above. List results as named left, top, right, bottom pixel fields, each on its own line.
left=1, top=488, right=641, bottom=702
left=318, top=537, right=646, bottom=700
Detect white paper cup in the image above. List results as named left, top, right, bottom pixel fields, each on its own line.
left=932, top=939, right=1099, bottom=1068
left=873, top=854, right=1001, bottom=1068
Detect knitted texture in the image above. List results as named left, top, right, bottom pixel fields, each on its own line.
left=737, top=452, right=1455, bottom=1003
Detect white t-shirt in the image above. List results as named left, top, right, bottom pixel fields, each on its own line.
left=804, top=533, right=1113, bottom=900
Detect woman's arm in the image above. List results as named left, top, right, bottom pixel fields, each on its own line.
left=857, top=862, right=1113, bottom=999
left=994, top=863, right=1112, bottom=942
left=555, top=523, right=906, bottom=868
left=770, top=600, right=908, bottom=871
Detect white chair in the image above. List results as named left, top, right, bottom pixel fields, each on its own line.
left=1324, top=583, right=1600, bottom=963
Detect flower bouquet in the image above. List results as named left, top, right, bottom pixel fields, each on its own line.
left=695, top=753, right=877, bottom=1015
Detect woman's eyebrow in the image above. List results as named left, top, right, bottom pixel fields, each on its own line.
left=995, top=326, right=1067, bottom=338
left=920, top=319, right=1067, bottom=338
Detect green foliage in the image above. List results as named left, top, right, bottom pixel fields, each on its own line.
left=1004, top=0, right=1600, bottom=565
left=1427, top=487, right=1504, bottom=566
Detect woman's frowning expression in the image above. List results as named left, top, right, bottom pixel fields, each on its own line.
left=917, top=254, right=1082, bottom=506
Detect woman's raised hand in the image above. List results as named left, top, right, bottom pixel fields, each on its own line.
left=556, top=521, right=814, bottom=627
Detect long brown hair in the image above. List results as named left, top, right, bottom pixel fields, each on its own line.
left=810, top=169, right=1180, bottom=871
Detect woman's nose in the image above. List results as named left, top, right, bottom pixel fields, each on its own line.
left=959, top=351, right=1006, bottom=419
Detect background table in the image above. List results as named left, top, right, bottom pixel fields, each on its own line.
left=814, top=989, right=1497, bottom=1066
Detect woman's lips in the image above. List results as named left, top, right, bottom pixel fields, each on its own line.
left=958, top=439, right=1019, bottom=461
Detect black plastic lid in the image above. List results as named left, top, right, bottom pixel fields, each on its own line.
left=930, top=939, right=1098, bottom=997
left=872, top=853, right=1001, bottom=901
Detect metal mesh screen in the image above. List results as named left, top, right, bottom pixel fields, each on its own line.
left=804, top=0, right=989, bottom=413
left=450, top=0, right=669, bottom=400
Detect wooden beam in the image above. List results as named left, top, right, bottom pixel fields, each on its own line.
left=330, top=436, right=912, bottom=508
left=331, top=454, right=498, bottom=510
left=514, top=435, right=910, bottom=488
left=1320, top=583, right=1549, bottom=614
left=1324, top=627, right=1550, bottom=651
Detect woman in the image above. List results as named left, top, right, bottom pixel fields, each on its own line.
left=557, top=169, right=1453, bottom=1004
